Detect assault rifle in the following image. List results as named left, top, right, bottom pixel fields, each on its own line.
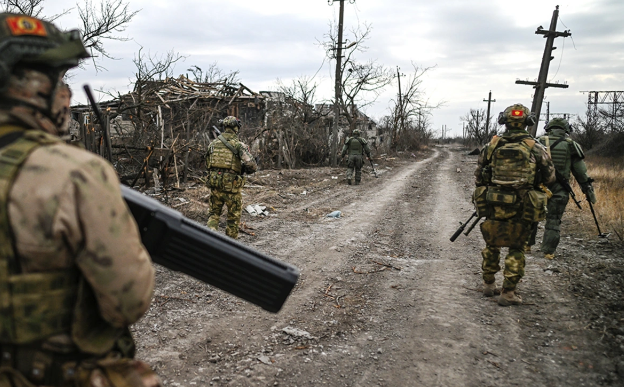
left=554, top=169, right=582, bottom=210
left=84, top=85, right=299, bottom=313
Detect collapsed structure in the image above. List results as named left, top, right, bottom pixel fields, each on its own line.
left=71, top=75, right=378, bottom=188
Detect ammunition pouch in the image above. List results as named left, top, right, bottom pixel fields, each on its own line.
left=472, top=186, right=489, bottom=218
left=207, top=169, right=244, bottom=193
left=521, top=189, right=548, bottom=222
left=486, top=186, right=517, bottom=205
left=480, top=219, right=531, bottom=249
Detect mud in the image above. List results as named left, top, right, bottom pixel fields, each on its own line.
left=132, top=144, right=624, bottom=386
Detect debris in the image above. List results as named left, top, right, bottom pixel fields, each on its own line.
left=245, top=204, right=269, bottom=216
left=326, top=210, right=341, bottom=218
left=301, top=190, right=307, bottom=195
left=282, top=326, right=315, bottom=340
left=456, top=167, right=462, bottom=173
left=257, top=356, right=272, bottom=365
left=331, top=176, right=338, bottom=180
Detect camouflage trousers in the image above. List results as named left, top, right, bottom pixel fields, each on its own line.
left=207, top=189, right=242, bottom=239
left=346, top=155, right=364, bottom=184
left=541, top=184, right=569, bottom=254
left=482, top=246, right=526, bottom=291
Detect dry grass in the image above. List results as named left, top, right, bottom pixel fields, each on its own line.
left=567, top=155, right=624, bottom=241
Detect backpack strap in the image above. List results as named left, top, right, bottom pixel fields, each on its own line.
left=485, top=135, right=502, bottom=162
left=217, top=134, right=240, bottom=158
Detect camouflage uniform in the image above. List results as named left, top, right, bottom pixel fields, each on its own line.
left=474, top=104, right=555, bottom=304
left=206, top=117, right=257, bottom=239
left=532, top=119, right=594, bottom=257
left=340, top=129, right=371, bottom=185
left=0, top=14, right=158, bottom=387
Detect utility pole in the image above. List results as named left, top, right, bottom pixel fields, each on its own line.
left=396, top=66, right=405, bottom=136
left=515, top=5, right=571, bottom=137
left=328, top=0, right=354, bottom=167
left=483, top=90, right=496, bottom=136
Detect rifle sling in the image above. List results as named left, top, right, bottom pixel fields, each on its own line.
left=217, top=134, right=240, bottom=157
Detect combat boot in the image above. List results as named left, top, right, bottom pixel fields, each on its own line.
left=498, top=289, right=522, bottom=306
left=524, top=245, right=531, bottom=253
left=355, top=180, right=360, bottom=185
left=347, top=179, right=352, bottom=185
left=483, top=282, right=500, bottom=297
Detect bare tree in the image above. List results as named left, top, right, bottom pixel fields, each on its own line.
left=462, top=108, right=496, bottom=145
left=187, top=63, right=240, bottom=86
left=263, top=76, right=329, bottom=168
left=388, top=64, right=440, bottom=149
left=1, top=0, right=139, bottom=70
left=322, top=22, right=393, bottom=132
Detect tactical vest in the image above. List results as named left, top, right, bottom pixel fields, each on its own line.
left=487, top=135, right=537, bottom=189
left=208, top=135, right=242, bottom=174
left=346, top=137, right=364, bottom=156
left=539, top=134, right=572, bottom=180
left=0, top=128, right=125, bottom=355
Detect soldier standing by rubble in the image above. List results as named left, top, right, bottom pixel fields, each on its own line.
left=473, top=104, right=555, bottom=306
left=340, top=128, right=371, bottom=185
left=530, top=118, right=596, bottom=259
left=206, top=116, right=257, bottom=239
left=0, top=13, right=160, bottom=386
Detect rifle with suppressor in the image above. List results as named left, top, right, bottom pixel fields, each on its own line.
left=84, top=85, right=299, bottom=313
left=450, top=211, right=480, bottom=242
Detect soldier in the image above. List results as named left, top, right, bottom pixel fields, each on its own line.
left=340, top=128, right=371, bottom=185
left=473, top=103, right=555, bottom=306
left=533, top=117, right=596, bottom=260
left=0, top=13, right=160, bottom=387
left=206, top=116, right=257, bottom=239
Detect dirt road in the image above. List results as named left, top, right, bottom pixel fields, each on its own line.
left=133, top=144, right=624, bottom=386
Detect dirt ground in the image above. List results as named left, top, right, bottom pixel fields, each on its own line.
left=131, top=144, right=624, bottom=387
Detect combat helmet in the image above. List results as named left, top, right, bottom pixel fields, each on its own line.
left=545, top=117, right=572, bottom=133
left=497, top=103, right=536, bottom=129
left=352, top=128, right=361, bottom=136
left=0, top=14, right=89, bottom=133
left=220, top=116, right=242, bottom=132
left=0, top=13, right=88, bottom=88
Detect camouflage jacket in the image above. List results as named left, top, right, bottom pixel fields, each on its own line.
left=206, top=129, right=257, bottom=175
left=2, top=124, right=154, bottom=330
left=341, top=136, right=371, bottom=158
left=475, top=129, right=556, bottom=188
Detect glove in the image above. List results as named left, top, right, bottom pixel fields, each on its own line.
left=580, top=180, right=597, bottom=204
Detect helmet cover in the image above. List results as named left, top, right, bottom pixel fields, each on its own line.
left=498, top=103, right=534, bottom=129
left=545, top=117, right=571, bottom=133
left=221, top=116, right=241, bottom=129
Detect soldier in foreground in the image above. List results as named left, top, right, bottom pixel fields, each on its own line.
left=206, top=116, right=257, bottom=239
left=0, top=13, right=160, bottom=387
left=534, top=118, right=596, bottom=259
left=340, top=128, right=371, bottom=185
left=474, top=104, right=555, bottom=306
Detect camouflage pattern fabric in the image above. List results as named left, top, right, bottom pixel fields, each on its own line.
left=207, top=189, right=243, bottom=239
left=206, top=129, right=257, bottom=176
left=475, top=128, right=556, bottom=291
left=482, top=246, right=525, bottom=290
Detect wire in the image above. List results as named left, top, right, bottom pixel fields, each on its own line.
left=549, top=36, right=564, bottom=82
left=558, top=15, right=577, bottom=50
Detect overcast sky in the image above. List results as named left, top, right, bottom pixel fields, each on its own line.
left=46, top=0, right=624, bottom=138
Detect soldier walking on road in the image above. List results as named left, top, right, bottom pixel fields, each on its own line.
left=206, top=116, right=257, bottom=239
left=340, top=129, right=371, bottom=185
left=529, top=118, right=596, bottom=259
left=0, top=13, right=160, bottom=386
left=474, top=104, right=555, bottom=306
